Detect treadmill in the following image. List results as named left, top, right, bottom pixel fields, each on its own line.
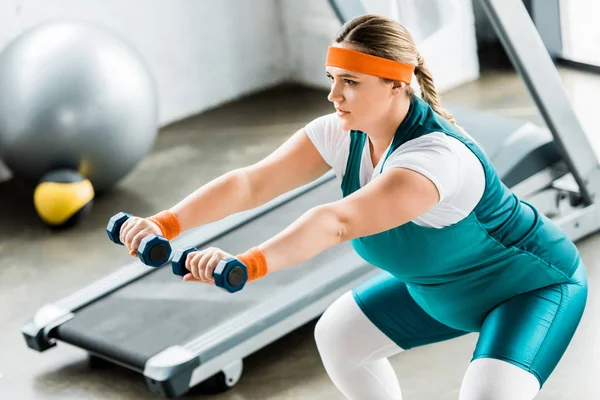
left=22, top=0, right=600, bottom=398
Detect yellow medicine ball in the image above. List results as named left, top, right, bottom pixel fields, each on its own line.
left=34, top=169, right=95, bottom=229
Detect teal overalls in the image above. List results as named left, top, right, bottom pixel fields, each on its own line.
left=346, top=96, right=587, bottom=386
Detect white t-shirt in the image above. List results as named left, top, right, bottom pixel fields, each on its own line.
left=304, top=113, right=486, bottom=228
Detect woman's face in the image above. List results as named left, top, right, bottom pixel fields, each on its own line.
left=326, top=43, right=404, bottom=132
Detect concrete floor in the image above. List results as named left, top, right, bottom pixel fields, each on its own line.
left=1, top=58, right=600, bottom=399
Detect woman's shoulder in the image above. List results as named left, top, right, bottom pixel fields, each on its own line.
left=383, top=131, right=485, bottom=202
left=305, top=112, right=347, bottom=136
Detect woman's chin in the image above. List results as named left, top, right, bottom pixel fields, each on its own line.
left=339, top=118, right=355, bottom=132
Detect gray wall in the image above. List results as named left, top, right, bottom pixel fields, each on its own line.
left=0, top=0, right=288, bottom=126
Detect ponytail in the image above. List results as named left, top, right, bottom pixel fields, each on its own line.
left=414, top=54, right=472, bottom=138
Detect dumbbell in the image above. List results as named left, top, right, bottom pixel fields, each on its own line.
left=171, top=247, right=248, bottom=293
left=106, top=212, right=172, bottom=267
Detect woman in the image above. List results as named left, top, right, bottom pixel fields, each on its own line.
left=118, top=15, right=587, bottom=400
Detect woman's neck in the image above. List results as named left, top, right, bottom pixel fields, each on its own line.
left=365, top=97, right=411, bottom=167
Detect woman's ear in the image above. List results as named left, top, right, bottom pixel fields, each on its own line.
left=391, top=81, right=405, bottom=95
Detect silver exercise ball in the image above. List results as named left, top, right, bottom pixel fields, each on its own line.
left=0, top=21, right=158, bottom=192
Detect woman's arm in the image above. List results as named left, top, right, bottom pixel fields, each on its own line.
left=169, top=128, right=331, bottom=232
left=258, top=167, right=440, bottom=272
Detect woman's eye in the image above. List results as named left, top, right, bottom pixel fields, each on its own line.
left=326, top=75, right=356, bottom=85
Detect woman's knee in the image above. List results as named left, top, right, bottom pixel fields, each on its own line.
left=314, top=291, right=359, bottom=365
left=459, top=358, right=540, bottom=400
left=314, top=291, right=403, bottom=367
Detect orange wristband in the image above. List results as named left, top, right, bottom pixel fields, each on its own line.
left=236, top=247, right=268, bottom=282
left=147, top=210, right=181, bottom=240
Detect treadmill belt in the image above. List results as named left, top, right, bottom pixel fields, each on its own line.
left=54, top=178, right=353, bottom=369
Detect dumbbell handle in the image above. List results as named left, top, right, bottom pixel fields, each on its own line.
left=171, top=248, right=248, bottom=293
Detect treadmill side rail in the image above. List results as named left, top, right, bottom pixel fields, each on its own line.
left=22, top=304, right=74, bottom=351
left=555, top=203, right=600, bottom=243
left=32, top=172, right=337, bottom=318
left=144, top=345, right=200, bottom=398
left=185, top=262, right=377, bottom=393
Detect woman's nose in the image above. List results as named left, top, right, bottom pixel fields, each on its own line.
left=328, top=83, right=342, bottom=103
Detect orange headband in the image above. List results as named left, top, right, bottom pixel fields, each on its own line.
left=325, top=46, right=414, bottom=84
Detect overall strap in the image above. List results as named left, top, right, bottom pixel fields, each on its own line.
left=341, top=130, right=367, bottom=197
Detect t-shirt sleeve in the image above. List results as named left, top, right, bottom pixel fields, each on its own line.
left=381, top=132, right=462, bottom=203
left=304, top=113, right=349, bottom=178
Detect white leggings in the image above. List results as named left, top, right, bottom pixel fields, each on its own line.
left=314, top=291, right=541, bottom=400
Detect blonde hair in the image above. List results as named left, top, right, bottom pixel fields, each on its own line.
left=334, top=14, right=469, bottom=135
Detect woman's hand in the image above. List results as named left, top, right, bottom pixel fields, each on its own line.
left=119, top=216, right=163, bottom=257
left=182, top=247, right=234, bottom=283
